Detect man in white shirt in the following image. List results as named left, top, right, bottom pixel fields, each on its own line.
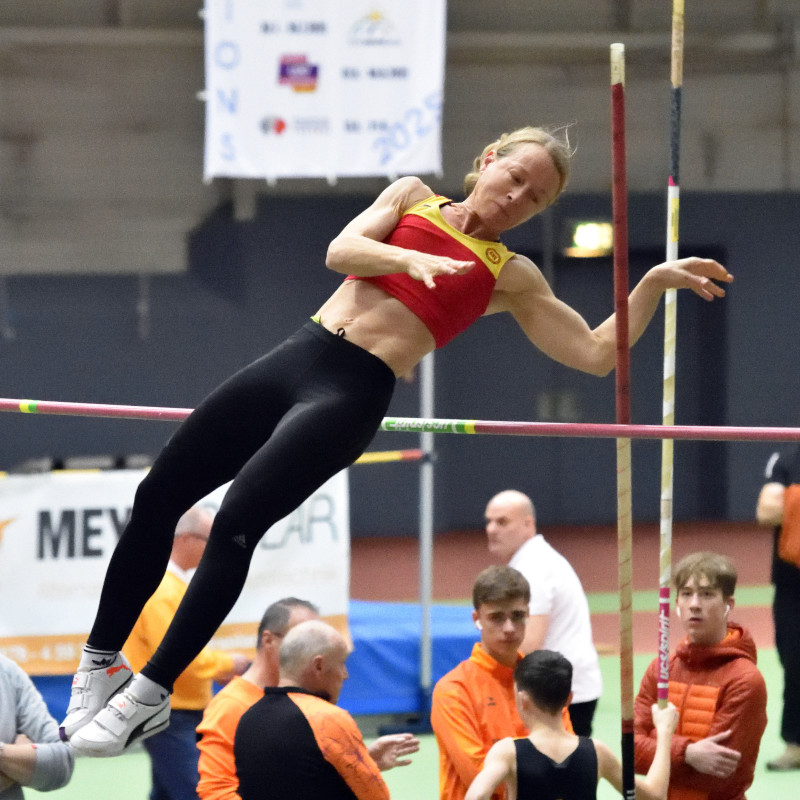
left=484, top=489, right=602, bottom=736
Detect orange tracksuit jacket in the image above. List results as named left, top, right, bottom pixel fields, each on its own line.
left=431, top=643, right=572, bottom=800
left=634, top=624, right=767, bottom=800
left=196, top=675, right=263, bottom=800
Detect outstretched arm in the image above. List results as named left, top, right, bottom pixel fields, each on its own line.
left=489, top=255, right=732, bottom=376
left=325, top=176, right=474, bottom=287
left=600, top=703, right=678, bottom=800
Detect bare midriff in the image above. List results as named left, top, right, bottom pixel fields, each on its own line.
left=315, top=279, right=436, bottom=378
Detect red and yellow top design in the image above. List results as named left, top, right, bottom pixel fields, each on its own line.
left=349, top=195, right=515, bottom=348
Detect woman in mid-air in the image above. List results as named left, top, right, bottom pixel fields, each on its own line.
left=61, top=126, right=731, bottom=756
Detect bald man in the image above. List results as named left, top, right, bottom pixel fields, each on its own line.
left=484, top=490, right=601, bottom=736
left=196, top=597, right=320, bottom=800
left=234, top=620, right=418, bottom=800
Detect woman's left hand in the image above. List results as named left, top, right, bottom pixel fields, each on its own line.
left=653, top=257, right=733, bottom=300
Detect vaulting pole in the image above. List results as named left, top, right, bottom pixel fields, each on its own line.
left=658, top=0, right=686, bottom=709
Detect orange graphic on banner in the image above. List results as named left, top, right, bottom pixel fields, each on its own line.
left=1, top=615, right=349, bottom=675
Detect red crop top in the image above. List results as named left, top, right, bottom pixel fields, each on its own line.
left=347, top=195, right=515, bottom=348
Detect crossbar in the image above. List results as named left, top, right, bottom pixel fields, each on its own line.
left=2, top=399, right=800, bottom=442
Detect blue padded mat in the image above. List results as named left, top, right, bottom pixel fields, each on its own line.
left=31, top=601, right=479, bottom=720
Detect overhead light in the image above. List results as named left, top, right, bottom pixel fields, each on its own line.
left=563, top=221, right=613, bottom=258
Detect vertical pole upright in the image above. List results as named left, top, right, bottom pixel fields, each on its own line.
left=611, top=41, right=635, bottom=800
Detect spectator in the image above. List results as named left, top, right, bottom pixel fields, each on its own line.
left=196, top=597, right=320, bottom=800
left=466, top=650, right=678, bottom=800
left=123, top=506, right=249, bottom=800
left=484, top=489, right=602, bottom=735
left=756, top=446, right=800, bottom=771
left=634, top=551, right=767, bottom=800
left=234, top=620, right=418, bottom=800
left=431, top=565, right=571, bottom=800
left=0, top=653, right=74, bottom=799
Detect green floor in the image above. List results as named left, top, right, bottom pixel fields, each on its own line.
left=29, top=646, right=794, bottom=799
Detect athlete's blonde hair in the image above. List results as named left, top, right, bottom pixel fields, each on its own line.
left=463, top=125, right=574, bottom=202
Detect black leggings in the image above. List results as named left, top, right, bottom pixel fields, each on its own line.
left=88, top=322, right=396, bottom=691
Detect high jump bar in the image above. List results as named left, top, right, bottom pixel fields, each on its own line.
left=2, top=398, right=800, bottom=443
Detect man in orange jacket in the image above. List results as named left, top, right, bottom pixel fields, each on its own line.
left=196, top=597, right=320, bottom=800
left=634, top=551, right=767, bottom=800
left=431, top=565, right=572, bottom=800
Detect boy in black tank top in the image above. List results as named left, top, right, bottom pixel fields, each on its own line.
left=465, top=651, right=678, bottom=800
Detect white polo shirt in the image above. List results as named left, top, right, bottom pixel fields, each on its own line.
left=509, top=534, right=602, bottom=703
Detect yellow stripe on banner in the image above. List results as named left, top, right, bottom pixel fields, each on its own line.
left=2, top=615, right=352, bottom=676
left=464, top=421, right=476, bottom=434
left=0, top=633, right=89, bottom=675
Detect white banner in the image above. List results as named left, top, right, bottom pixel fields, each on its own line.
left=203, top=0, right=446, bottom=180
left=0, top=469, right=349, bottom=674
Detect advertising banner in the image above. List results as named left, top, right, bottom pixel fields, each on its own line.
left=203, top=0, right=446, bottom=180
left=0, top=469, right=349, bottom=674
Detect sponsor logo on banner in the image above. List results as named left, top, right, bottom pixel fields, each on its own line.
left=0, top=470, right=350, bottom=674
left=348, top=11, right=401, bottom=46
left=278, top=55, right=319, bottom=92
left=259, top=117, right=329, bottom=136
left=260, top=117, right=288, bottom=134
left=0, top=517, right=12, bottom=547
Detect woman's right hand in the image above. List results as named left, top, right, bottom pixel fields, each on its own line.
left=406, top=254, right=474, bottom=288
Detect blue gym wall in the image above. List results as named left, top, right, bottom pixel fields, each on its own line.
left=2, top=191, right=798, bottom=535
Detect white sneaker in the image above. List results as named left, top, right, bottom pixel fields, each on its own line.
left=60, top=653, right=134, bottom=741
left=69, top=689, right=170, bottom=757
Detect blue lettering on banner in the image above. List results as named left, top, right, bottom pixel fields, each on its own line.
left=259, top=494, right=338, bottom=550
left=220, top=132, right=236, bottom=160
left=216, top=87, right=238, bottom=115
left=214, top=41, right=241, bottom=69
left=212, top=2, right=242, bottom=164
left=371, top=89, right=442, bottom=165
